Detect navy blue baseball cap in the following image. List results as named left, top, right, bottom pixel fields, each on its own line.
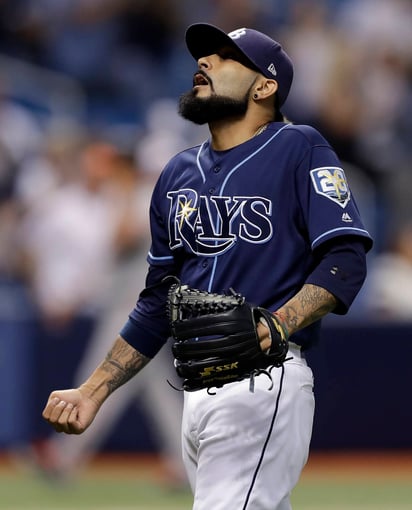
left=185, top=23, right=294, bottom=107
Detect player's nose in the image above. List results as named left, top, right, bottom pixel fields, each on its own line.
left=197, top=54, right=214, bottom=70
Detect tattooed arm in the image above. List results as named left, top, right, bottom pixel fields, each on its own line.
left=81, top=336, right=149, bottom=404
left=274, top=283, right=337, bottom=337
left=258, top=284, right=337, bottom=351
left=42, top=336, right=150, bottom=435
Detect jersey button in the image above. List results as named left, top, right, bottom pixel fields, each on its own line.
left=202, top=260, right=208, bottom=268
left=213, top=165, right=220, bottom=173
left=208, top=187, right=215, bottom=194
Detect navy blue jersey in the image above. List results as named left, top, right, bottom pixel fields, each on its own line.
left=129, top=122, right=372, bottom=351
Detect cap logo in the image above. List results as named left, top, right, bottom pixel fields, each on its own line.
left=267, top=63, right=277, bottom=76
left=228, top=28, right=247, bottom=40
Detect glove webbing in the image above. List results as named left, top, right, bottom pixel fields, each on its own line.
left=168, top=283, right=245, bottom=320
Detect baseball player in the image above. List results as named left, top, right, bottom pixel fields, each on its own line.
left=43, top=23, right=373, bottom=509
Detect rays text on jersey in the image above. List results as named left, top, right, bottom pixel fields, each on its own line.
left=167, top=188, right=273, bottom=256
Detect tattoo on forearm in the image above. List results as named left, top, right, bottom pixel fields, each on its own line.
left=278, top=284, right=337, bottom=336
left=102, top=340, right=150, bottom=395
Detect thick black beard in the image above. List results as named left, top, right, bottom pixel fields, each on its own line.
left=178, top=89, right=250, bottom=125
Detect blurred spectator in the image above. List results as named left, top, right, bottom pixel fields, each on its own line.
left=0, top=78, right=44, bottom=166
left=0, top=76, right=46, bottom=280
left=19, top=137, right=120, bottom=325
left=0, top=140, right=19, bottom=276
left=280, top=0, right=342, bottom=125
left=16, top=135, right=131, bottom=450
left=14, top=126, right=84, bottom=210
left=337, top=0, right=412, bottom=58
left=363, top=222, right=412, bottom=321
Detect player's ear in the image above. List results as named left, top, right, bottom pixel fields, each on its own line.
left=253, top=79, right=278, bottom=101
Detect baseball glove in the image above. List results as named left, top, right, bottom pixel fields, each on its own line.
left=167, top=281, right=289, bottom=392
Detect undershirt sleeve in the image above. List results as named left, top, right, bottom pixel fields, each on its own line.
left=305, top=236, right=368, bottom=314
left=119, top=264, right=177, bottom=358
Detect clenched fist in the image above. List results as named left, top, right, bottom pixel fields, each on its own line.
left=42, top=388, right=100, bottom=435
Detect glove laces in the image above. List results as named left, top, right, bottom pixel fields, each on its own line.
left=248, top=359, right=292, bottom=393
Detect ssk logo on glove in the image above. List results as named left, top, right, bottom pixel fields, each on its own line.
left=200, top=362, right=239, bottom=377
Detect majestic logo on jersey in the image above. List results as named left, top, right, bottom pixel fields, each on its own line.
left=310, top=167, right=350, bottom=208
left=167, top=189, right=272, bottom=256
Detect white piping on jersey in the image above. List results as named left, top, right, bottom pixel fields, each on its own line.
left=205, top=124, right=291, bottom=291
left=312, top=226, right=370, bottom=249
left=148, top=250, right=173, bottom=262
left=196, top=141, right=207, bottom=183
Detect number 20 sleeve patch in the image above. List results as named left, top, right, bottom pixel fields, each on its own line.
left=310, top=166, right=351, bottom=208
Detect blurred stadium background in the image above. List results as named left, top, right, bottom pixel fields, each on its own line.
left=0, top=0, right=411, bottom=508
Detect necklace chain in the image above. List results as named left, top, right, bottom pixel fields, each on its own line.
left=253, top=123, right=269, bottom=137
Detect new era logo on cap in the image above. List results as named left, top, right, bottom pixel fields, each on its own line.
left=185, top=23, right=294, bottom=106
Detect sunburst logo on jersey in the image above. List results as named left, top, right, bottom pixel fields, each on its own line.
left=176, top=198, right=197, bottom=228
left=310, top=167, right=350, bottom=208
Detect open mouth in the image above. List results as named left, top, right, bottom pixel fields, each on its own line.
left=193, top=73, right=210, bottom=87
